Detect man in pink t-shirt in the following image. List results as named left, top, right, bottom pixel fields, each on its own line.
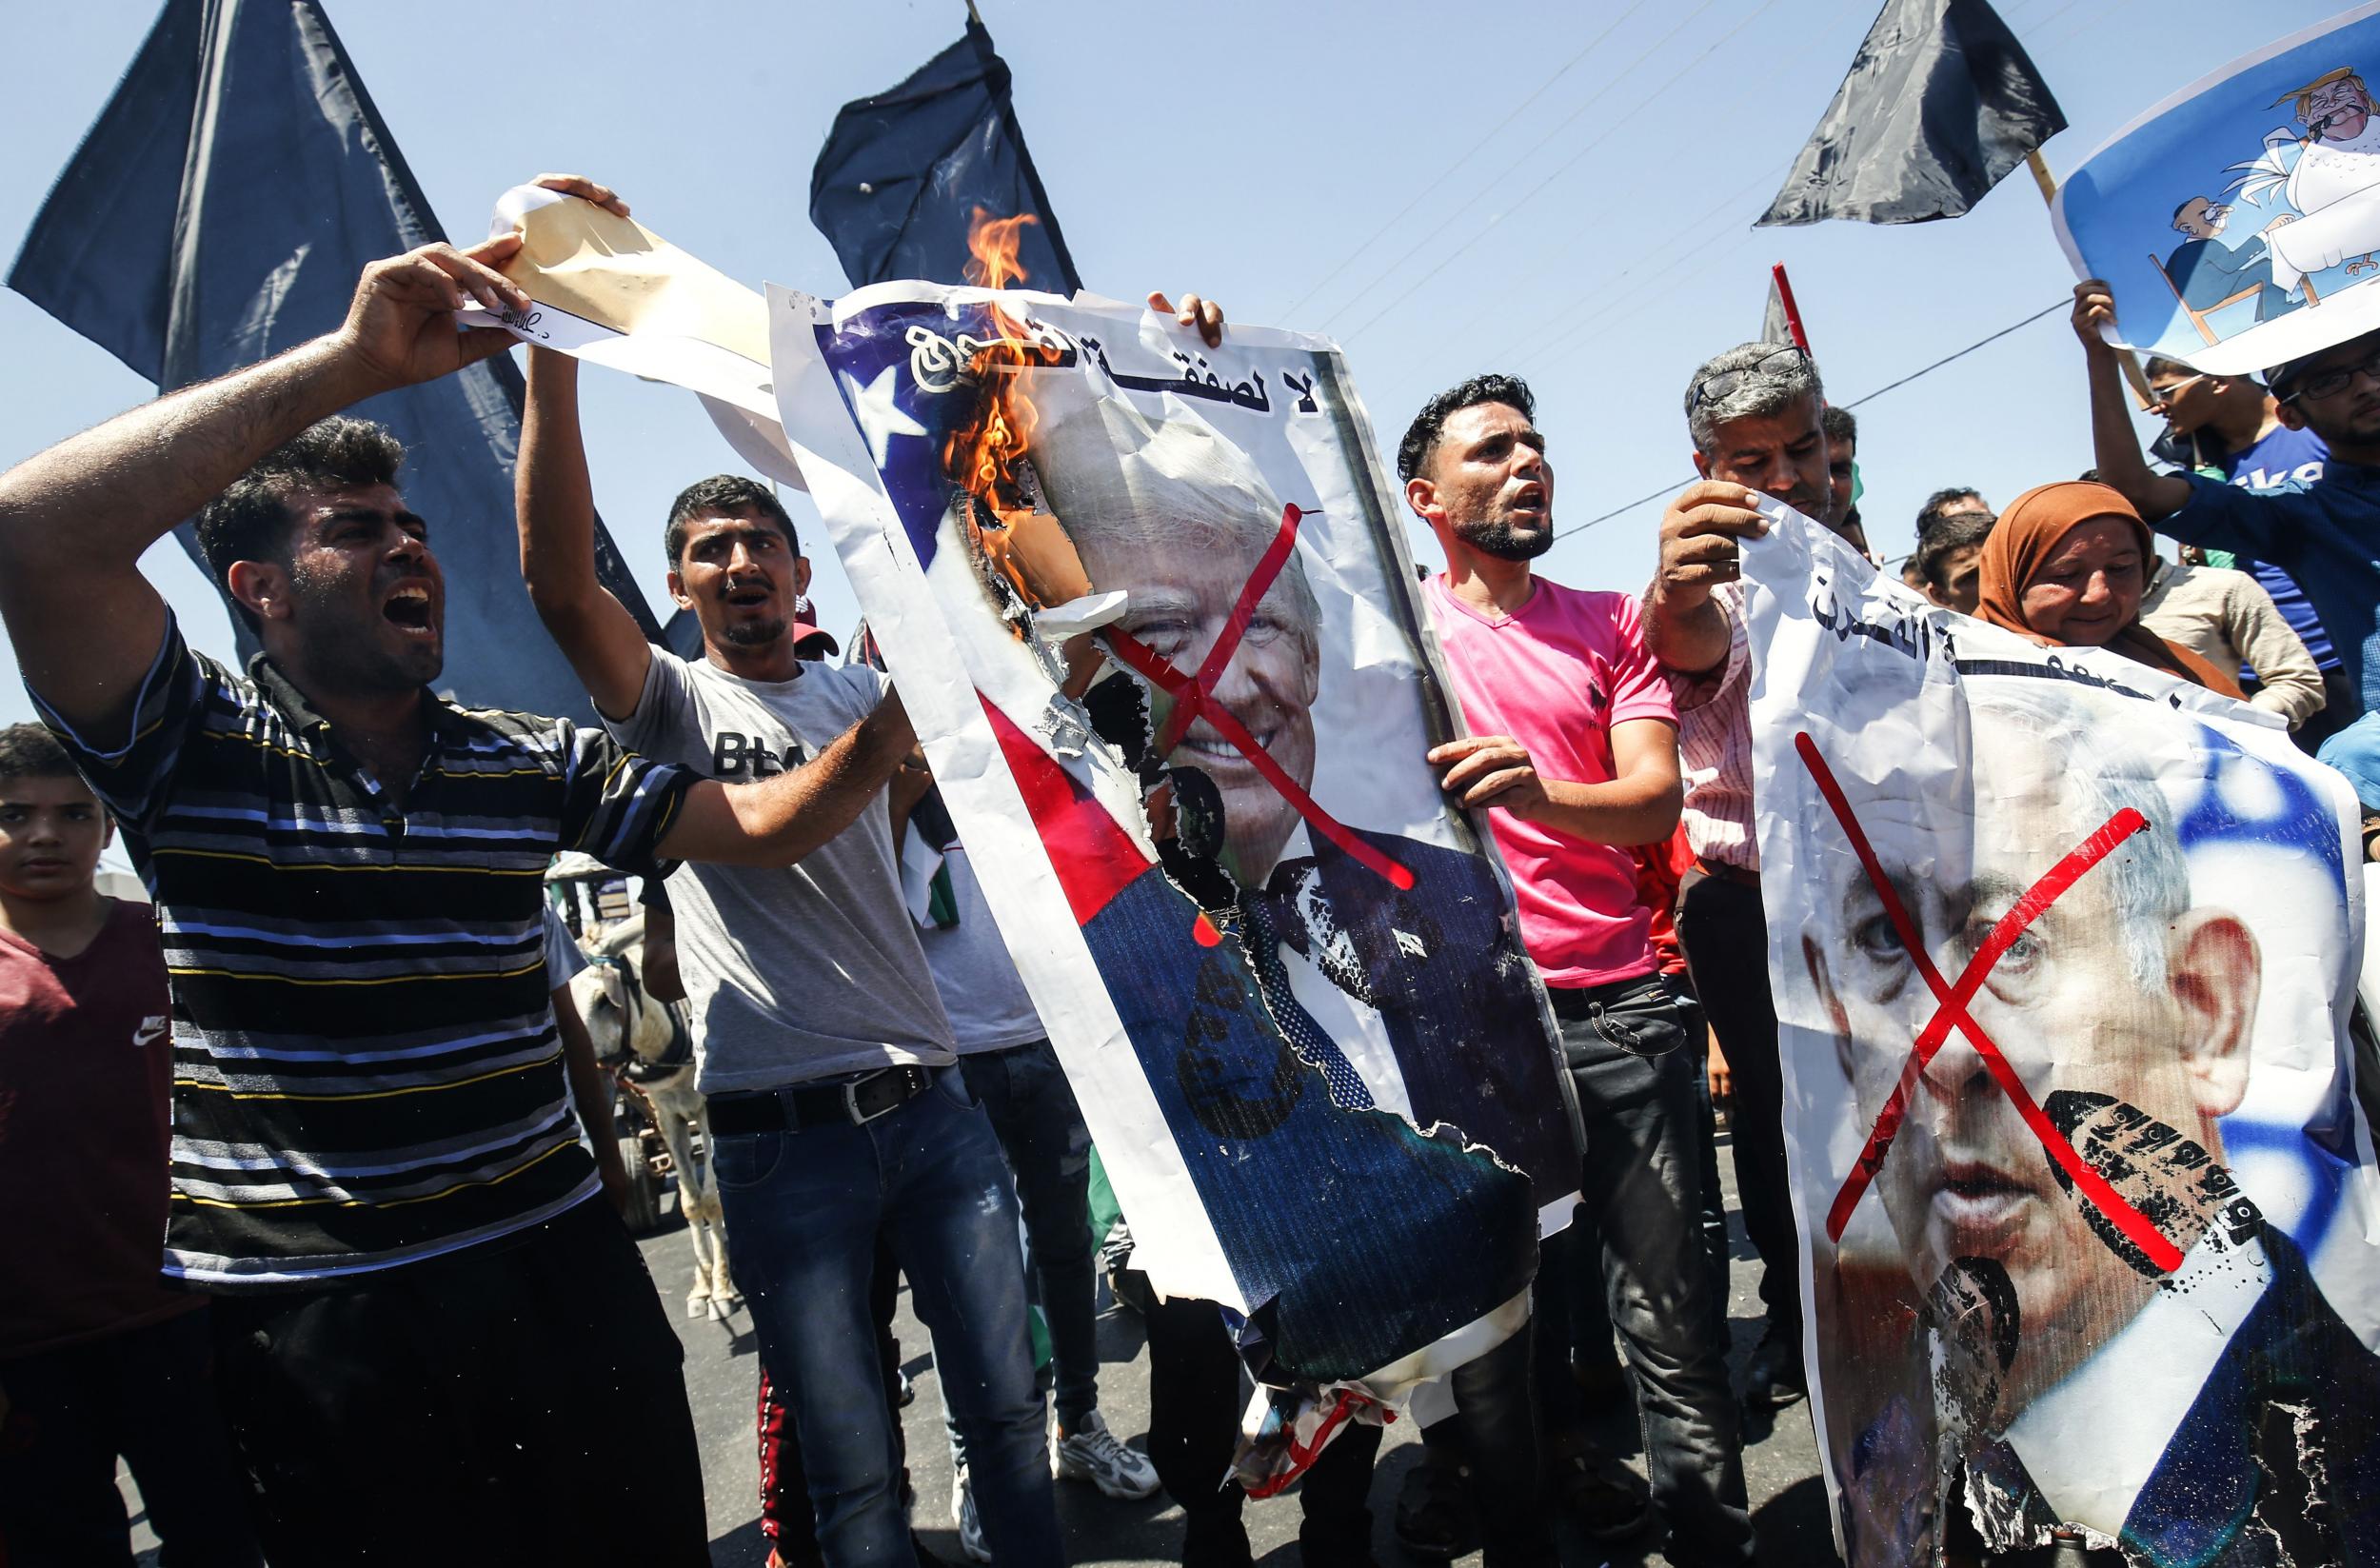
left=1404, top=375, right=1755, bottom=1568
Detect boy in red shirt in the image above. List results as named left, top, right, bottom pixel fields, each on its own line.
left=0, top=724, right=258, bottom=1566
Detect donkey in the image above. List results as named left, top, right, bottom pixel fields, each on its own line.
left=569, top=916, right=739, bottom=1321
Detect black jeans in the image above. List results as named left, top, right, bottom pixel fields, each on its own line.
left=1548, top=978, right=1755, bottom=1567
left=1557, top=977, right=1731, bottom=1361
left=1143, top=1290, right=1382, bottom=1568
left=1414, top=1323, right=1559, bottom=1567
left=1676, top=867, right=1801, bottom=1341
left=208, top=1197, right=707, bottom=1566
left=0, top=1306, right=260, bottom=1568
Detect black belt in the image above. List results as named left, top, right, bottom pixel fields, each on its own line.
left=1691, top=857, right=1761, bottom=888
left=707, top=1065, right=934, bottom=1135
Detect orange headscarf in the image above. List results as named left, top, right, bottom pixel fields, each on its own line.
left=1973, top=481, right=2245, bottom=697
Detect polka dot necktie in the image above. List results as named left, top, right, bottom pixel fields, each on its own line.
left=1240, top=882, right=1375, bottom=1111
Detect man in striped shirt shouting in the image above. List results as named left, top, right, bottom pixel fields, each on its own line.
left=0, top=208, right=915, bottom=1564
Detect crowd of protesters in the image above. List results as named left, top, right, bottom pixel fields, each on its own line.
left=4, top=165, right=2380, bottom=1568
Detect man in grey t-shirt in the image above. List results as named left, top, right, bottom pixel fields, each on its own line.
left=516, top=328, right=1062, bottom=1566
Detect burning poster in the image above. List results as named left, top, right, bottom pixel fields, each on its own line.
left=2053, top=5, right=2380, bottom=376
left=751, top=241, right=1579, bottom=1399
left=1743, top=507, right=2380, bottom=1564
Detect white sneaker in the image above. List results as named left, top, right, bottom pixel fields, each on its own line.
left=1050, top=1407, right=1160, bottom=1499
left=949, top=1464, right=991, bottom=1562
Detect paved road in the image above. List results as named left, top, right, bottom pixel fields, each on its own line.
left=655, top=1122, right=1838, bottom=1568
left=122, top=1127, right=1836, bottom=1565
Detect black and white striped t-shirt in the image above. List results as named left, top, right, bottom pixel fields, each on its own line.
left=33, top=621, right=694, bottom=1290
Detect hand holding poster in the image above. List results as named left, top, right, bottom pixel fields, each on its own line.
left=1744, top=507, right=2380, bottom=1564
left=2055, top=4, right=2380, bottom=375
left=743, top=248, right=1580, bottom=1404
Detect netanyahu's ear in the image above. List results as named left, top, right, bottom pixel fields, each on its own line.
left=2167, top=907, right=2260, bottom=1119
left=225, top=560, right=293, bottom=624
left=1692, top=450, right=1715, bottom=481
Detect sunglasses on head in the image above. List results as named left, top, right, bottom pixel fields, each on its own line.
left=1689, top=347, right=1810, bottom=411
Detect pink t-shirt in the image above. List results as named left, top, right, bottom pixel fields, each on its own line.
left=1423, top=573, right=1678, bottom=988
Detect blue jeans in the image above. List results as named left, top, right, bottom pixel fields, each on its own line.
left=959, top=1039, right=1098, bottom=1433
left=713, top=1066, right=1064, bottom=1567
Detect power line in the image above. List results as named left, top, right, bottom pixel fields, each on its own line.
left=1273, top=0, right=1653, bottom=323
left=1339, top=0, right=1781, bottom=345
left=1838, top=296, right=2067, bottom=409
left=1454, top=0, right=1869, bottom=352
left=1318, top=0, right=1723, bottom=333
left=1475, top=160, right=1787, bottom=366
left=1499, top=184, right=1779, bottom=371
left=2042, top=0, right=2146, bottom=50
left=1541, top=296, right=2071, bottom=546
left=2021, top=0, right=2090, bottom=35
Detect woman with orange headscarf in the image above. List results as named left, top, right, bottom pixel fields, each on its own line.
left=1972, top=480, right=2246, bottom=697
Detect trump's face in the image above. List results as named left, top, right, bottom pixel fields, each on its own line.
left=1074, top=526, right=1320, bottom=885
left=1807, top=737, right=2257, bottom=1409
left=2306, top=77, right=2373, bottom=142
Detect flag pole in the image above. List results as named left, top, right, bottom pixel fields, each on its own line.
left=1770, top=263, right=1811, bottom=352
left=2026, top=150, right=2153, bottom=410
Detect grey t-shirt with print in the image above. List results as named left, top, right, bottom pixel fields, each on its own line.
left=607, top=648, right=954, bottom=1093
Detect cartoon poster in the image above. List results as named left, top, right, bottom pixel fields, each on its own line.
left=1744, top=507, right=2380, bottom=1564
left=761, top=272, right=1581, bottom=1398
left=2054, top=5, right=2380, bottom=376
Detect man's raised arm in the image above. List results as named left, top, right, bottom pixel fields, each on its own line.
left=509, top=175, right=652, bottom=722
left=520, top=344, right=653, bottom=721
left=2073, top=280, right=2193, bottom=524
left=0, top=235, right=530, bottom=734
left=1646, top=482, right=1769, bottom=677
left=659, top=691, right=918, bottom=867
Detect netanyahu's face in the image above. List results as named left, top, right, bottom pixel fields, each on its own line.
left=1807, top=736, right=2257, bottom=1409
left=1074, top=526, right=1320, bottom=885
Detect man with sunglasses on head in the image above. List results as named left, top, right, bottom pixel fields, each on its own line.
left=1642, top=342, right=1858, bottom=1416
left=2076, top=280, right=2380, bottom=725
left=2139, top=350, right=2355, bottom=746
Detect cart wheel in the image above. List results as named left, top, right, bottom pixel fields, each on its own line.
left=619, top=1134, right=663, bottom=1235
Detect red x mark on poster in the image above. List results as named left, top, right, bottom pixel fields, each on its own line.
left=1796, top=732, right=2184, bottom=1275
left=1101, top=502, right=1414, bottom=892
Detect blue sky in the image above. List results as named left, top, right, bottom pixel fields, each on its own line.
left=0, top=0, right=2345, bottom=745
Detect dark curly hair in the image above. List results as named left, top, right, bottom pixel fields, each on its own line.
left=664, top=475, right=798, bottom=569
left=1396, top=374, right=1536, bottom=485
left=195, top=417, right=406, bottom=631
left=0, top=723, right=81, bottom=784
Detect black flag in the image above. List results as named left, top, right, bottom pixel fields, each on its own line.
left=809, top=16, right=1082, bottom=292
left=1756, top=0, right=2065, bottom=228
left=10, top=0, right=662, bottom=718
left=1760, top=277, right=1795, bottom=346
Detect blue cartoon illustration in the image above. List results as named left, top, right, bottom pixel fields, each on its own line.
left=2055, top=10, right=2380, bottom=373
left=2226, top=66, right=2380, bottom=307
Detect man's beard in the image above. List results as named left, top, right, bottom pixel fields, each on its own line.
left=720, top=616, right=790, bottom=648
left=1456, top=513, right=1554, bottom=562
left=287, top=573, right=441, bottom=693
